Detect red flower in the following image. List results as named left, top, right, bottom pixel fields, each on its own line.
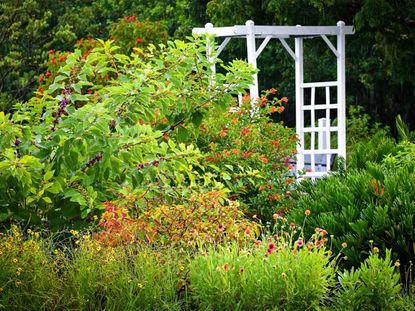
left=254, top=240, right=261, bottom=247
left=277, top=106, right=285, bottom=113
left=268, top=242, right=276, bottom=253
left=136, top=38, right=144, bottom=44
left=305, top=209, right=311, bottom=216
left=269, top=88, right=277, bottom=94
left=48, top=50, right=55, bottom=55
left=45, top=71, right=51, bottom=78
left=38, top=75, right=44, bottom=83
left=50, top=58, right=56, bottom=64
left=269, top=140, right=280, bottom=148
left=296, top=238, right=304, bottom=247
left=223, top=263, right=230, bottom=272
left=258, top=97, right=268, bottom=107
left=240, top=127, right=251, bottom=136
left=59, top=55, right=67, bottom=62
left=281, top=97, right=288, bottom=103
left=242, top=151, right=252, bottom=158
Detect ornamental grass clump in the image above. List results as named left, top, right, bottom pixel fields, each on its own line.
left=0, top=226, right=62, bottom=310
left=63, top=237, right=181, bottom=311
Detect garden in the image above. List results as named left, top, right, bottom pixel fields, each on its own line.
left=1, top=1, right=415, bottom=310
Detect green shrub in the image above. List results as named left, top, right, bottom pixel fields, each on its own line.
left=0, top=38, right=254, bottom=230
left=347, top=130, right=398, bottom=169
left=188, top=241, right=335, bottom=310
left=334, top=250, right=403, bottom=310
left=287, top=159, right=415, bottom=272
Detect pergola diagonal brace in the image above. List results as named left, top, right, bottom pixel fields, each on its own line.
left=321, top=35, right=339, bottom=57
left=279, top=38, right=297, bottom=61
left=255, top=35, right=272, bottom=58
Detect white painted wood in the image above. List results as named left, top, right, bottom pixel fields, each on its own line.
left=295, top=29, right=305, bottom=172
left=321, top=35, right=339, bottom=57
left=214, top=37, right=231, bottom=60
left=245, top=20, right=259, bottom=101
left=193, top=25, right=354, bottom=38
left=337, top=21, right=347, bottom=166
left=310, top=87, right=316, bottom=171
left=205, top=23, right=216, bottom=74
left=303, top=126, right=338, bottom=132
left=301, top=81, right=338, bottom=88
left=255, top=35, right=272, bottom=58
left=318, top=118, right=327, bottom=150
left=279, top=38, right=297, bottom=61
left=302, top=104, right=339, bottom=110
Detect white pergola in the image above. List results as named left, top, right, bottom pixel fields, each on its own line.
left=193, top=21, right=354, bottom=178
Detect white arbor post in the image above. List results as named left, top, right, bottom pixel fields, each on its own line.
left=295, top=27, right=305, bottom=172
left=204, top=23, right=216, bottom=74
left=337, top=21, right=346, bottom=164
left=245, top=20, right=259, bottom=101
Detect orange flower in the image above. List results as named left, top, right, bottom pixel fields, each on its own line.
left=269, top=140, right=280, bottom=147
left=38, top=75, right=44, bottom=83
left=219, top=128, right=228, bottom=137
left=59, top=55, right=67, bottom=62
left=223, top=263, right=230, bottom=272
left=268, top=194, right=281, bottom=201
left=234, top=139, right=241, bottom=145
left=258, top=155, right=268, bottom=164
left=277, top=106, right=285, bottom=113
left=48, top=49, right=55, bottom=55
left=242, top=94, right=250, bottom=104
left=281, top=96, right=288, bottom=103
left=341, top=242, right=348, bottom=248
left=224, top=151, right=231, bottom=157
left=231, top=118, right=238, bottom=123
left=305, top=209, right=311, bottom=216
left=136, top=38, right=144, bottom=44
left=50, top=58, right=56, bottom=64
left=269, top=106, right=278, bottom=113
left=232, top=148, right=240, bottom=155
left=45, top=71, right=51, bottom=78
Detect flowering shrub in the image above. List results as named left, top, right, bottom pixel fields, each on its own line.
left=0, top=38, right=254, bottom=229
left=196, top=91, right=297, bottom=221
left=95, top=191, right=260, bottom=247
left=188, top=236, right=335, bottom=310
